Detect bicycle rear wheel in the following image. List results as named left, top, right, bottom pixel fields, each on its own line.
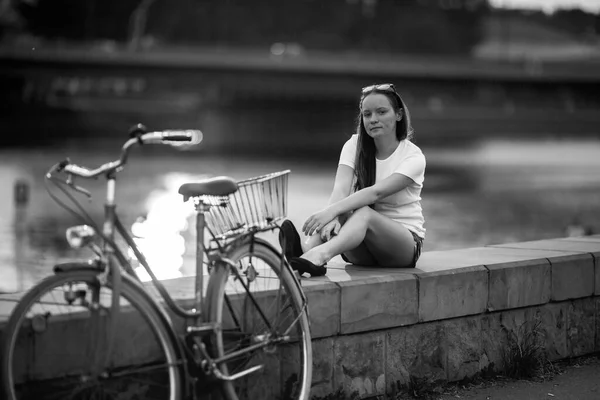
left=205, top=239, right=312, bottom=400
left=1, top=269, right=182, bottom=400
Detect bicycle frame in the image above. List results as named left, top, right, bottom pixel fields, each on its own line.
left=118, top=211, right=310, bottom=330
left=115, top=207, right=311, bottom=383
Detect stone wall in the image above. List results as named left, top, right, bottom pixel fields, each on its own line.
left=1, top=235, right=598, bottom=399
left=304, top=236, right=600, bottom=398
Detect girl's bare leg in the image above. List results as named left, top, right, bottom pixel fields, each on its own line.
left=301, top=233, right=323, bottom=254
left=301, top=206, right=416, bottom=267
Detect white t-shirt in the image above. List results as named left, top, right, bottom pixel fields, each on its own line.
left=338, top=134, right=426, bottom=238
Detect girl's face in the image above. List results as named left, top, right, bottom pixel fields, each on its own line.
left=360, top=93, right=401, bottom=139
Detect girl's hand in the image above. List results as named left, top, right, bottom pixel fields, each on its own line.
left=303, top=208, right=337, bottom=237
left=320, top=218, right=341, bottom=242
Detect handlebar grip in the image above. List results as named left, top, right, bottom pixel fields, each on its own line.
left=160, top=130, right=203, bottom=144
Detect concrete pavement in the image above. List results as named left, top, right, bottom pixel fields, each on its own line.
left=436, top=355, right=600, bottom=400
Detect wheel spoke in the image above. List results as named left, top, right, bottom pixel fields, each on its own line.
left=205, top=240, right=311, bottom=400
left=109, top=361, right=183, bottom=379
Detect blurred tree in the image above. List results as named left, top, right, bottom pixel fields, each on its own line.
left=8, top=0, right=596, bottom=56
left=0, top=0, right=24, bottom=34
left=552, top=8, right=599, bottom=37
left=127, top=0, right=157, bottom=50
left=12, top=0, right=88, bottom=39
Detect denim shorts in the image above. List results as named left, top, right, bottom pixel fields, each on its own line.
left=408, top=231, right=424, bottom=268
left=341, top=231, right=424, bottom=268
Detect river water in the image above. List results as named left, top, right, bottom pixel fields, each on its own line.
left=1, top=137, right=599, bottom=293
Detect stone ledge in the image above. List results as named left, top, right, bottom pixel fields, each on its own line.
left=309, top=235, right=600, bottom=398
left=302, top=236, right=599, bottom=332
left=323, top=268, right=419, bottom=335
left=2, top=236, right=598, bottom=337
left=1, top=235, right=599, bottom=399
left=490, top=236, right=600, bottom=297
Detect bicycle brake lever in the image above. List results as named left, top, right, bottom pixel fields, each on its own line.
left=66, top=175, right=92, bottom=198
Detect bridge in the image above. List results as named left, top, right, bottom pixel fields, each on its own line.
left=1, top=44, right=599, bottom=154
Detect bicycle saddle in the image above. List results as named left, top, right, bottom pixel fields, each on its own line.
left=179, top=176, right=238, bottom=202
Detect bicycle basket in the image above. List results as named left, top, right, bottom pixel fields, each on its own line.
left=204, top=170, right=290, bottom=240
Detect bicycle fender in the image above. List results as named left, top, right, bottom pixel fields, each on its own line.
left=53, top=260, right=101, bottom=274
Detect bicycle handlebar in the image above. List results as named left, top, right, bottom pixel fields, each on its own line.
left=53, top=129, right=203, bottom=179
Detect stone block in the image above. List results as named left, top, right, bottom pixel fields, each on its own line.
left=385, top=327, right=413, bottom=390
left=556, top=236, right=600, bottom=298
left=481, top=309, right=532, bottom=373
left=482, top=305, right=567, bottom=369
left=241, top=350, right=281, bottom=399
left=152, top=275, right=210, bottom=316
left=386, top=321, right=448, bottom=393
left=597, top=263, right=600, bottom=297
left=556, top=238, right=600, bottom=295
left=421, top=246, right=568, bottom=270
left=493, top=238, right=600, bottom=254
left=540, top=303, right=569, bottom=361
left=567, top=298, right=596, bottom=357
left=333, top=332, right=386, bottom=398
left=145, top=275, right=208, bottom=302
left=418, top=266, right=488, bottom=322
left=487, top=259, right=551, bottom=311
left=445, top=316, right=483, bottom=381
left=9, top=306, right=171, bottom=383
left=596, top=298, right=600, bottom=353
left=337, top=273, right=418, bottom=334
left=492, top=238, right=600, bottom=297
left=309, top=338, right=335, bottom=398
left=549, top=254, right=595, bottom=301
left=300, top=280, right=340, bottom=338
left=481, top=313, right=503, bottom=372
left=278, top=337, right=331, bottom=399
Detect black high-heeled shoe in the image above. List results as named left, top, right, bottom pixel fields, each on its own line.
left=290, top=257, right=327, bottom=277
left=279, top=219, right=303, bottom=260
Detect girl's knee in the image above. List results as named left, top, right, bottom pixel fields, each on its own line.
left=348, top=206, right=372, bottom=221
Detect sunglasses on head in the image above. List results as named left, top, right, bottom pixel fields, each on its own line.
left=361, top=83, right=397, bottom=94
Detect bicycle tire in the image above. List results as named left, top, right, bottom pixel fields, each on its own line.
left=1, top=269, right=183, bottom=400
left=205, top=239, right=312, bottom=400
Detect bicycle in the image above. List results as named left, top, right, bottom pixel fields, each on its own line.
left=0, top=125, right=313, bottom=400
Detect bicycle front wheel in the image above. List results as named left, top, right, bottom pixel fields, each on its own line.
left=1, top=269, right=182, bottom=400
left=205, top=239, right=312, bottom=400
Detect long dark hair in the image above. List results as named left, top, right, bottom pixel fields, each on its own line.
left=353, top=85, right=415, bottom=192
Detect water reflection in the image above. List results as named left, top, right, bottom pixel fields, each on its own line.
left=1, top=137, right=599, bottom=293
left=130, top=172, right=200, bottom=281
